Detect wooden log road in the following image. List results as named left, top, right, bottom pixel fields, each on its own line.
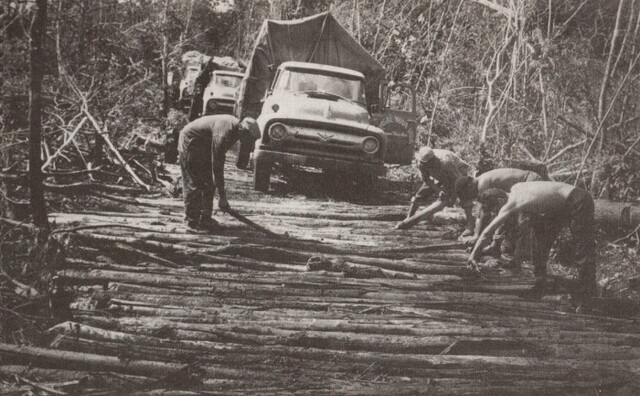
left=3, top=164, right=640, bottom=394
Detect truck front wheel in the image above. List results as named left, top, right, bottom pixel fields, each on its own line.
left=253, top=159, right=271, bottom=192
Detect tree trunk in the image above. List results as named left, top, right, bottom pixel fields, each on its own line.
left=591, top=0, right=626, bottom=194
left=29, top=0, right=49, bottom=230
left=161, top=0, right=170, bottom=117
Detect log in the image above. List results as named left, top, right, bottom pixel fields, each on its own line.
left=306, top=256, right=418, bottom=280
left=28, top=325, right=640, bottom=381
left=594, top=199, right=640, bottom=230
left=45, top=182, right=145, bottom=195
left=112, top=243, right=180, bottom=268
left=46, top=321, right=640, bottom=363
left=78, top=315, right=640, bottom=347
left=0, top=343, right=185, bottom=377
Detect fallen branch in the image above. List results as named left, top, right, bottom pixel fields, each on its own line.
left=0, top=217, right=38, bottom=231
left=16, top=375, right=68, bottom=396
left=43, top=168, right=103, bottom=177
left=557, top=113, right=640, bottom=158
left=83, top=109, right=150, bottom=191
left=367, top=242, right=465, bottom=255
left=89, top=192, right=159, bottom=207
left=546, top=139, right=587, bottom=165
left=50, top=224, right=167, bottom=235
left=2, top=178, right=145, bottom=200
left=41, top=116, right=88, bottom=170
left=0, top=218, right=28, bottom=241
left=112, top=242, right=180, bottom=268
left=44, top=182, right=145, bottom=195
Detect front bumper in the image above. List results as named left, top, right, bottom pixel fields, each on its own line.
left=254, top=147, right=386, bottom=176
left=204, top=99, right=235, bottom=115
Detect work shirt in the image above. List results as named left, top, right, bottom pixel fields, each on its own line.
left=415, top=149, right=472, bottom=206
left=419, top=149, right=472, bottom=191
left=178, top=114, right=250, bottom=193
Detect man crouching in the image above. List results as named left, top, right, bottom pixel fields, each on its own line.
left=467, top=181, right=598, bottom=309
left=178, top=115, right=260, bottom=232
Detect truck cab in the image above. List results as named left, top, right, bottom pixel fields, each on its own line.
left=202, top=71, right=244, bottom=116
left=252, top=61, right=387, bottom=191
left=178, top=64, right=201, bottom=110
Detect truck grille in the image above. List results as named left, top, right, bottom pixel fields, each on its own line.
left=267, top=123, right=381, bottom=162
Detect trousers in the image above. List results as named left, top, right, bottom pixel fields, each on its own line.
left=180, top=142, right=214, bottom=223
left=529, top=188, right=597, bottom=300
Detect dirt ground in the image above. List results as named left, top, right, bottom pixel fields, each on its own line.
left=2, top=162, right=640, bottom=395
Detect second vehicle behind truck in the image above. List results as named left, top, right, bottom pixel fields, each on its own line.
left=202, top=71, right=244, bottom=116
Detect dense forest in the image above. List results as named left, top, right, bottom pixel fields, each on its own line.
left=3, top=0, right=640, bottom=208
left=3, top=1, right=640, bottom=393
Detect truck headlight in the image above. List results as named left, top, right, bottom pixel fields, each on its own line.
left=362, top=137, right=380, bottom=154
left=207, top=101, right=217, bottom=111
left=269, top=123, right=288, bottom=141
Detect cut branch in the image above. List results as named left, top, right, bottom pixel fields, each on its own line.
left=83, top=109, right=150, bottom=191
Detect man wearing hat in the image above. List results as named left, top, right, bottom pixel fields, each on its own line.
left=467, top=181, right=598, bottom=306
left=178, top=114, right=260, bottom=231
left=399, top=147, right=474, bottom=234
left=454, top=168, right=543, bottom=261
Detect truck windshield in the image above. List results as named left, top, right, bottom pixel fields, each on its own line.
left=212, top=74, right=242, bottom=88
left=274, top=69, right=365, bottom=105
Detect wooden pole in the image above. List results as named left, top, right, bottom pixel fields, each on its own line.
left=161, top=0, right=170, bottom=117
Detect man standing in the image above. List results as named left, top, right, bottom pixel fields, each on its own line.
left=454, top=168, right=543, bottom=258
left=467, top=181, right=598, bottom=305
left=396, top=147, right=474, bottom=233
left=178, top=114, right=260, bottom=231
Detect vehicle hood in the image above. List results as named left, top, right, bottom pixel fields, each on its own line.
left=204, top=85, right=237, bottom=101
left=263, top=93, right=373, bottom=128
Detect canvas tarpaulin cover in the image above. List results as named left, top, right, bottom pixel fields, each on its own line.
left=236, top=12, right=386, bottom=118
left=181, top=51, right=241, bottom=71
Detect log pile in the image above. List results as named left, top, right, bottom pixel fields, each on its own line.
left=3, top=163, right=640, bottom=394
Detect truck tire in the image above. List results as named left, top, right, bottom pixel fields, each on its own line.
left=355, top=173, right=379, bottom=195
left=253, top=160, right=271, bottom=192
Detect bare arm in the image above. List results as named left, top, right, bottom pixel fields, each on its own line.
left=473, top=204, right=491, bottom=239
left=212, top=143, right=229, bottom=210
left=469, top=202, right=517, bottom=261
left=236, top=135, right=253, bottom=169
left=461, top=201, right=475, bottom=233
left=406, top=168, right=436, bottom=218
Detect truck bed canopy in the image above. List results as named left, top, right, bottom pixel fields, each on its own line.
left=236, top=12, right=386, bottom=118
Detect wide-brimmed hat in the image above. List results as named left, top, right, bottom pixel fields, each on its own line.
left=416, top=146, right=436, bottom=163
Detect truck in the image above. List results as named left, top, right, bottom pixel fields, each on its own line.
left=235, top=12, right=416, bottom=192
left=201, top=70, right=244, bottom=116
left=178, top=52, right=243, bottom=119
left=178, top=53, right=203, bottom=110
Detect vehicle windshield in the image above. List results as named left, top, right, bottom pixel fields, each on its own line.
left=273, top=69, right=366, bottom=105
left=211, top=74, right=242, bottom=89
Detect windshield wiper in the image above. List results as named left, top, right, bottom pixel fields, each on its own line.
left=296, top=90, right=354, bottom=104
